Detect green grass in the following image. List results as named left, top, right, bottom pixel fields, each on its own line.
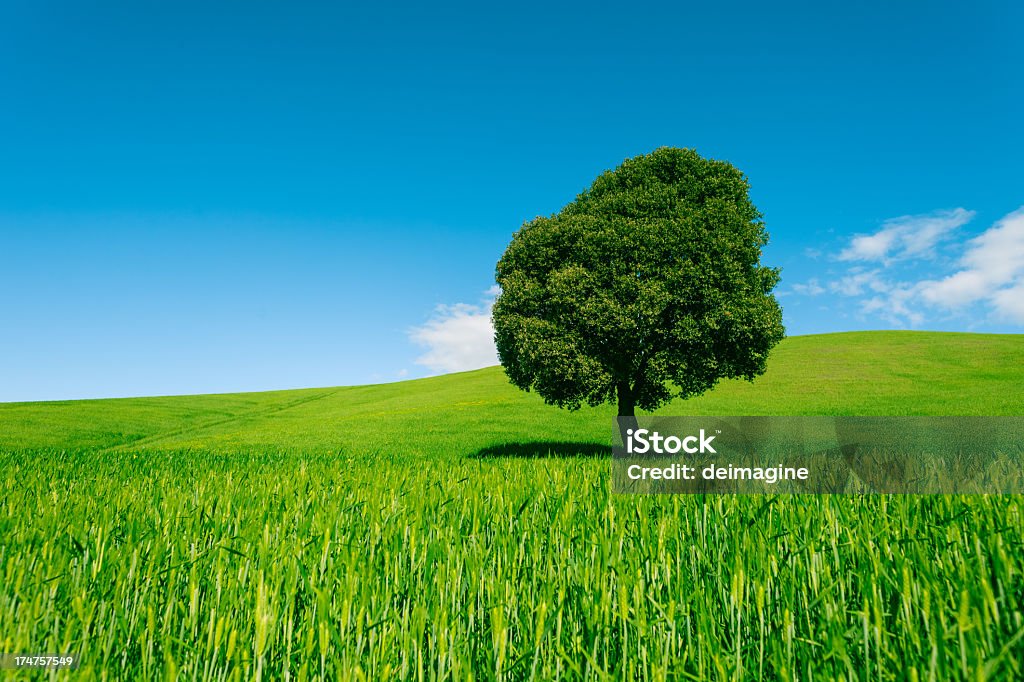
left=1, top=331, right=1023, bottom=680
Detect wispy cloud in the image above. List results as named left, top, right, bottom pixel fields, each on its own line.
left=792, top=206, right=1024, bottom=327
left=408, top=287, right=499, bottom=374
left=829, top=269, right=889, bottom=297
left=791, top=278, right=825, bottom=296
left=859, top=283, right=925, bottom=326
left=838, top=208, right=974, bottom=264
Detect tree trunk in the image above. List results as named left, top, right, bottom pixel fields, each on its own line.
left=616, top=382, right=639, bottom=450
left=617, top=382, right=635, bottom=418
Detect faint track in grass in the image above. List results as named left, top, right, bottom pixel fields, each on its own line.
left=98, top=389, right=341, bottom=452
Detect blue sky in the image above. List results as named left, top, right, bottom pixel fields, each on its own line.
left=1, top=1, right=1021, bottom=401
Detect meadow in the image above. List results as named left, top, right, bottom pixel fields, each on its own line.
left=1, top=331, right=1023, bottom=680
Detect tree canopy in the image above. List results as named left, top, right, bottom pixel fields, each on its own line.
left=492, top=147, right=785, bottom=417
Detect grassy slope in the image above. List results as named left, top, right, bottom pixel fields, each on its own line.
left=3, top=331, right=1024, bottom=679
left=3, top=331, right=1023, bottom=454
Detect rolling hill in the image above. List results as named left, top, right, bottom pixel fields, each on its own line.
left=2, top=331, right=1022, bottom=454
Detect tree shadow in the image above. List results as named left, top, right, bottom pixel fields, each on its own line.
left=468, top=441, right=610, bottom=460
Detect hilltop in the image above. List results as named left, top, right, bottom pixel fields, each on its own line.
left=2, top=331, right=1021, bottom=454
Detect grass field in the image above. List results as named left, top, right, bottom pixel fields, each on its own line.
left=2, top=331, right=1023, bottom=680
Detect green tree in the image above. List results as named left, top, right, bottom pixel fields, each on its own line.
left=493, top=147, right=784, bottom=422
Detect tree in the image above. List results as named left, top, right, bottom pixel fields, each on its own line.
left=492, top=147, right=784, bottom=423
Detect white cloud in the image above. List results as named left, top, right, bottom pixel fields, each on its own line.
left=838, top=208, right=974, bottom=263
left=991, top=281, right=1024, bottom=322
left=409, top=289, right=499, bottom=373
left=917, top=207, right=1024, bottom=318
left=839, top=230, right=899, bottom=263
